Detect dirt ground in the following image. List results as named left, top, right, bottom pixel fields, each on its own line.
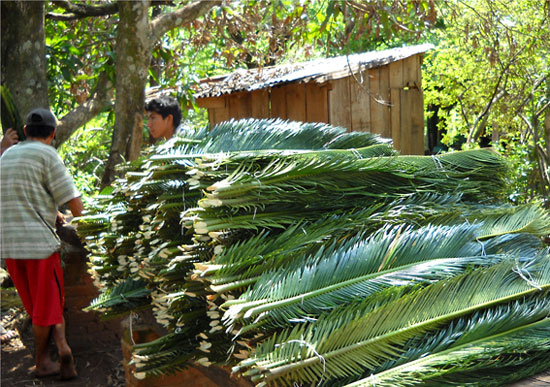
left=1, top=304, right=125, bottom=387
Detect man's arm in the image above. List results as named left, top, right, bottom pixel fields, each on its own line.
left=67, top=196, right=84, bottom=218
left=0, top=128, right=19, bottom=156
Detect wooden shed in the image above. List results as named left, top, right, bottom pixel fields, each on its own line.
left=193, top=44, right=433, bottom=155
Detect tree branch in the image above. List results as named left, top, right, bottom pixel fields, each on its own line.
left=512, top=74, right=548, bottom=117
left=519, top=113, right=533, bottom=132
left=54, top=72, right=114, bottom=147
left=466, top=54, right=515, bottom=144
left=536, top=100, right=550, bottom=118
left=150, top=0, right=221, bottom=40
left=47, top=0, right=118, bottom=21
left=466, top=39, right=532, bottom=144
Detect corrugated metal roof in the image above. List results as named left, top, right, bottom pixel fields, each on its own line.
left=194, top=44, right=434, bottom=99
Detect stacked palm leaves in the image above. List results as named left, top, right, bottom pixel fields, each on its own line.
left=75, top=118, right=550, bottom=385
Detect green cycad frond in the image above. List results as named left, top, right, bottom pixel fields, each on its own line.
left=206, top=150, right=406, bottom=199
left=325, top=131, right=392, bottom=149
left=397, top=149, right=510, bottom=200
left=474, top=204, right=550, bottom=238
left=156, top=118, right=389, bottom=158
left=202, top=118, right=389, bottom=153
left=132, top=330, right=195, bottom=377
left=323, top=293, right=550, bottom=386
left=423, top=203, right=550, bottom=239
left=205, top=149, right=508, bottom=210
left=240, top=254, right=550, bottom=385
left=202, top=119, right=347, bottom=152
left=399, top=148, right=508, bottom=176
left=74, top=213, right=112, bottom=234
left=377, top=293, right=550, bottom=369
left=87, top=278, right=151, bottom=311
left=349, top=318, right=550, bottom=387
left=192, top=208, right=318, bottom=234
left=482, top=233, right=545, bottom=256
left=221, top=223, right=502, bottom=329
left=206, top=207, right=382, bottom=285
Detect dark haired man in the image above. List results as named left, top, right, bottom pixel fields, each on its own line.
left=144, top=96, right=182, bottom=141
left=1, top=108, right=83, bottom=380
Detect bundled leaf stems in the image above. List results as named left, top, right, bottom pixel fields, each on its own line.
left=76, top=119, right=550, bottom=386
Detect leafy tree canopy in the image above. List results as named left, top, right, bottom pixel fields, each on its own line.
left=423, top=0, right=550, bottom=204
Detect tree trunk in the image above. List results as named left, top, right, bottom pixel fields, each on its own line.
left=1, top=0, right=49, bottom=123
left=101, top=0, right=153, bottom=188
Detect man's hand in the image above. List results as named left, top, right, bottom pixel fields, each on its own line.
left=0, top=128, right=19, bottom=155
left=56, top=211, right=67, bottom=226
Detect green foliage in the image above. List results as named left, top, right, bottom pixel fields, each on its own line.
left=422, top=0, right=550, bottom=203
left=45, top=4, right=116, bottom=117
left=58, top=114, right=112, bottom=196
left=87, top=277, right=151, bottom=314
left=0, top=85, right=25, bottom=140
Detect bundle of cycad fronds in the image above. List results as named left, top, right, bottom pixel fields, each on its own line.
left=76, top=118, right=550, bottom=385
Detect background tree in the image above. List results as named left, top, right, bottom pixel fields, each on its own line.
left=2, top=0, right=436, bottom=188
left=1, top=1, right=50, bottom=118
left=423, top=0, right=550, bottom=204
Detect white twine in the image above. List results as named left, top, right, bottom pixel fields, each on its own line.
left=370, top=373, right=378, bottom=386
left=431, top=155, right=450, bottom=178
left=475, top=238, right=486, bottom=256
left=274, top=339, right=326, bottom=386
left=129, top=311, right=138, bottom=346
left=513, top=261, right=542, bottom=290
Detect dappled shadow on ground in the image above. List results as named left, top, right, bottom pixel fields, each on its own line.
left=1, top=306, right=125, bottom=387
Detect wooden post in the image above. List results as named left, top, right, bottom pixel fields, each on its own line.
left=389, top=61, right=404, bottom=152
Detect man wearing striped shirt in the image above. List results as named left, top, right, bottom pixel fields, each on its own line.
left=0, top=108, right=83, bottom=380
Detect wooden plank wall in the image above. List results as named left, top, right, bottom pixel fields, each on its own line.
left=328, top=78, right=351, bottom=129
left=328, top=65, right=393, bottom=140
left=270, top=86, right=287, bottom=119
left=250, top=90, right=270, bottom=119
left=368, top=65, right=391, bottom=138
left=198, top=54, right=425, bottom=155
left=228, top=91, right=251, bottom=119
left=306, top=83, right=329, bottom=123
left=270, top=83, right=328, bottom=123
left=197, top=96, right=229, bottom=127
left=286, top=83, right=307, bottom=122
left=350, top=70, right=371, bottom=133
left=326, top=54, right=425, bottom=155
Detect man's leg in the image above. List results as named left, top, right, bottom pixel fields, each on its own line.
left=5, top=259, right=59, bottom=376
left=52, top=317, right=77, bottom=380
left=32, top=324, right=60, bottom=376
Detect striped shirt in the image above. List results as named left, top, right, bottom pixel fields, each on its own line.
left=1, top=141, right=80, bottom=259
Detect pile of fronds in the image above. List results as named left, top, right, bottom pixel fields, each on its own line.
left=76, top=118, right=550, bottom=385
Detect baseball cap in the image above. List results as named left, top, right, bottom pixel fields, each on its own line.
left=25, top=108, right=57, bottom=127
